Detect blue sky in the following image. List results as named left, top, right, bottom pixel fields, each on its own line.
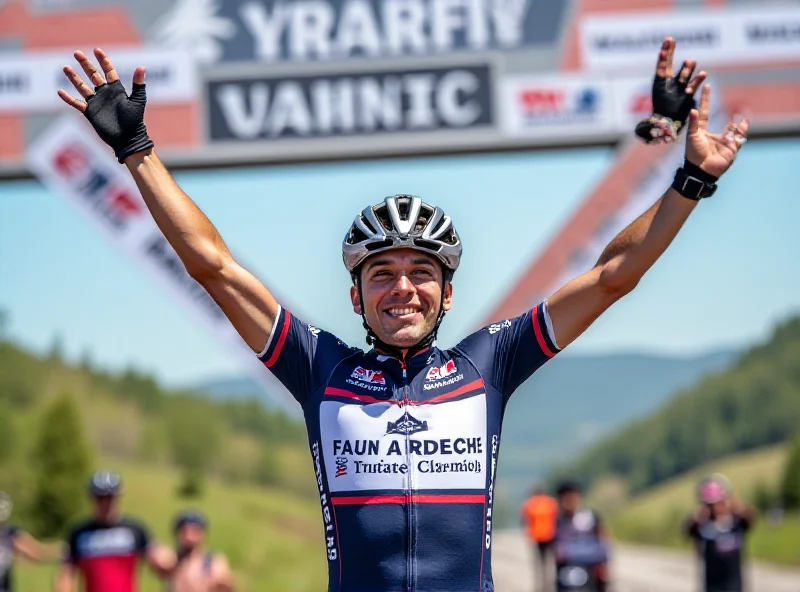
left=1, top=139, right=798, bottom=387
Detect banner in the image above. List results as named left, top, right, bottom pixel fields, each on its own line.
left=0, top=48, right=198, bottom=113
left=206, top=64, right=494, bottom=141
left=499, top=75, right=615, bottom=138
left=26, top=116, right=299, bottom=413
left=150, top=0, right=568, bottom=64
left=580, top=6, right=800, bottom=72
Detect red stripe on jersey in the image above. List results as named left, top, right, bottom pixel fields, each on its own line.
left=332, top=494, right=485, bottom=506
left=324, top=387, right=398, bottom=405
left=419, top=379, right=485, bottom=404
left=264, top=311, right=291, bottom=368
left=531, top=306, right=557, bottom=358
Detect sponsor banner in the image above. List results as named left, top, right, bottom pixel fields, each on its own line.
left=580, top=6, right=800, bottom=72
left=150, top=0, right=568, bottom=64
left=206, top=64, right=493, bottom=141
left=500, top=75, right=615, bottom=138
left=0, top=49, right=197, bottom=113
left=320, top=394, right=487, bottom=492
left=26, top=116, right=298, bottom=413
left=610, top=77, right=652, bottom=133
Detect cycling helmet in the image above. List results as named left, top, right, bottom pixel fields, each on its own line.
left=173, top=510, right=208, bottom=533
left=342, top=195, right=462, bottom=276
left=698, top=474, right=730, bottom=504
left=0, top=491, right=12, bottom=523
left=343, top=195, right=462, bottom=355
left=88, top=470, right=123, bottom=497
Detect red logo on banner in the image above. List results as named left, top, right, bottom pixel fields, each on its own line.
left=52, top=145, right=89, bottom=177
left=630, top=93, right=652, bottom=117
left=519, top=89, right=565, bottom=113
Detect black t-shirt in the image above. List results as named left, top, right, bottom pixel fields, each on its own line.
left=687, top=513, right=751, bottom=592
left=552, top=509, right=608, bottom=566
left=0, top=525, right=19, bottom=592
left=66, top=517, right=150, bottom=592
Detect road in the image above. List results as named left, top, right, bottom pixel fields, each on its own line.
left=491, top=530, right=800, bottom=592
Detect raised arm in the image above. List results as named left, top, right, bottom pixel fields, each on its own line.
left=12, top=531, right=64, bottom=562
left=57, top=49, right=279, bottom=353
left=144, top=543, right=177, bottom=579
left=54, top=563, right=76, bottom=592
left=211, top=554, right=236, bottom=591
left=547, top=40, right=748, bottom=349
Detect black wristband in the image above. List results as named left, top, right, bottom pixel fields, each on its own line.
left=682, top=159, right=718, bottom=184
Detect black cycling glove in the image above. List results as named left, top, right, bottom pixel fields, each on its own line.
left=84, top=80, right=154, bottom=163
left=635, top=64, right=697, bottom=145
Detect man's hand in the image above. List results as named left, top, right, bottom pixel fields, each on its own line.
left=636, top=37, right=707, bottom=144
left=685, top=84, right=749, bottom=178
left=58, top=48, right=153, bottom=163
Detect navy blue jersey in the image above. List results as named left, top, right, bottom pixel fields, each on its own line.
left=258, top=302, right=559, bottom=592
left=0, top=525, right=19, bottom=592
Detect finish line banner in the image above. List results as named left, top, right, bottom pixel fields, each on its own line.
left=26, top=116, right=299, bottom=414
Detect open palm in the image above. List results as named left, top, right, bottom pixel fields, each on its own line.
left=685, top=84, right=748, bottom=178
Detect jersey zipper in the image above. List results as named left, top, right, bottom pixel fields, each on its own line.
left=400, top=360, right=414, bottom=592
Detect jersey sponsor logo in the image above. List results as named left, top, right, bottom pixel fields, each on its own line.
left=488, top=319, right=512, bottom=334
left=486, top=434, right=499, bottom=550
left=76, top=527, right=136, bottom=557
left=334, top=456, right=348, bottom=478
left=311, top=441, right=338, bottom=561
left=386, top=412, right=428, bottom=436
left=425, top=360, right=457, bottom=381
left=321, top=395, right=488, bottom=492
left=307, top=325, right=321, bottom=338
left=346, top=366, right=387, bottom=391
left=423, top=373, right=464, bottom=391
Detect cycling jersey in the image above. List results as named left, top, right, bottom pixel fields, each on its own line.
left=258, top=302, right=560, bottom=591
left=66, top=517, right=150, bottom=592
left=553, top=510, right=608, bottom=566
left=687, top=513, right=750, bottom=592
left=0, top=525, right=19, bottom=592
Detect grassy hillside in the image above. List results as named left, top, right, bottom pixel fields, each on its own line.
left=14, top=457, right=327, bottom=592
left=0, top=329, right=327, bottom=590
left=551, top=315, right=800, bottom=496
left=603, top=444, right=800, bottom=565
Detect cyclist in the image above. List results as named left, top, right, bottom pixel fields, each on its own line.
left=552, top=481, right=609, bottom=592
left=0, top=491, right=63, bottom=592
left=55, top=470, right=175, bottom=592
left=56, top=36, right=748, bottom=591
left=520, top=486, right=558, bottom=592
left=685, top=474, right=756, bottom=592
left=168, top=510, right=234, bottom=592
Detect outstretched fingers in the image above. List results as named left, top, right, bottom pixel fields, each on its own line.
left=656, top=37, right=675, bottom=78
left=93, top=48, right=119, bottom=83
left=697, top=84, right=711, bottom=130
left=57, top=88, right=87, bottom=112
left=132, top=66, right=146, bottom=86
left=74, top=50, right=105, bottom=88
left=62, top=66, right=94, bottom=99
left=677, top=59, right=696, bottom=85
left=685, top=71, right=707, bottom=96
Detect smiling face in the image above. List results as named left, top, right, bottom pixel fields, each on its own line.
left=351, top=248, right=452, bottom=350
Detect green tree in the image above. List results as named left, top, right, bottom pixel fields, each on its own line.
left=29, top=392, right=93, bottom=536
left=0, top=401, right=15, bottom=464
left=780, top=436, right=800, bottom=510
left=165, top=398, right=221, bottom=498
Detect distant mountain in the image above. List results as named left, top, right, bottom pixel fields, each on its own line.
left=188, top=349, right=738, bottom=514
left=497, top=349, right=737, bottom=511
left=187, top=375, right=267, bottom=400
